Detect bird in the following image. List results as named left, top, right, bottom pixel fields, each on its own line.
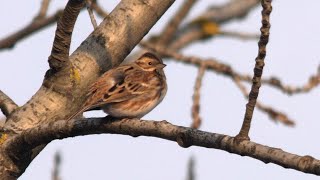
left=68, top=52, right=167, bottom=120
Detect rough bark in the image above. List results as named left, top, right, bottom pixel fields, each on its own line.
left=0, top=0, right=175, bottom=178
left=4, top=118, right=320, bottom=176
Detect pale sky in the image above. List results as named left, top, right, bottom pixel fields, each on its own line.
left=1, top=1, right=320, bottom=179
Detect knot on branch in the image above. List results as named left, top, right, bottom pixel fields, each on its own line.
left=176, top=130, right=193, bottom=148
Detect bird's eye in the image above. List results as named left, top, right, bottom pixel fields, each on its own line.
left=148, top=62, right=152, bottom=65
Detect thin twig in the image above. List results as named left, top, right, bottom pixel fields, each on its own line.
left=170, top=0, right=260, bottom=50
left=219, top=30, right=260, bottom=40
left=191, top=63, right=206, bottom=129
left=34, top=0, right=51, bottom=21
left=192, top=0, right=260, bottom=24
left=186, top=156, right=195, bottom=180
left=86, top=0, right=98, bottom=29
left=157, top=0, right=197, bottom=45
left=0, top=10, right=62, bottom=50
left=237, top=73, right=320, bottom=95
left=140, top=41, right=294, bottom=126
left=91, top=0, right=108, bottom=18
left=237, top=0, right=272, bottom=140
left=52, top=151, right=61, bottom=180
left=233, top=78, right=295, bottom=126
left=0, top=90, right=18, bottom=117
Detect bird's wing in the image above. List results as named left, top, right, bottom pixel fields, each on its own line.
left=67, top=65, right=152, bottom=120
left=85, top=66, right=150, bottom=108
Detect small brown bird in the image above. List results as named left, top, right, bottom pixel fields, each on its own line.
left=68, top=52, right=167, bottom=120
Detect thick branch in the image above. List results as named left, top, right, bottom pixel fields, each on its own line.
left=0, top=91, right=18, bottom=117
left=5, top=0, right=175, bottom=133
left=3, top=118, right=320, bottom=177
left=48, top=0, right=85, bottom=71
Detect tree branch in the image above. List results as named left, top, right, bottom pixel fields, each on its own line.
left=3, top=118, right=320, bottom=177
left=86, top=0, right=98, bottom=29
left=233, top=77, right=294, bottom=126
left=170, top=0, right=260, bottom=50
left=0, top=10, right=62, bottom=50
left=191, top=63, right=206, bottom=129
left=91, top=0, right=108, bottom=18
left=237, top=0, right=272, bottom=140
left=157, top=0, right=197, bottom=45
left=0, top=90, right=18, bottom=117
left=34, top=0, right=51, bottom=21
left=48, top=0, right=85, bottom=72
left=186, top=156, right=195, bottom=180
left=52, top=151, right=61, bottom=180
left=140, top=41, right=294, bottom=126
left=4, top=0, right=175, bottom=133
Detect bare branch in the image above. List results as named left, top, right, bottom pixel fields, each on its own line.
left=170, top=0, right=260, bottom=50
left=140, top=41, right=294, bottom=126
left=52, top=151, right=61, bottom=180
left=5, top=0, right=175, bottom=133
left=193, top=0, right=260, bottom=23
left=34, top=0, right=51, bottom=21
left=191, top=63, right=206, bottom=129
left=219, top=30, right=260, bottom=40
left=157, top=0, right=197, bottom=45
left=186, top=156, right=195, bottom=180
left=3, top=118, right=320, bottom=177
left=0, top=10, right=62, bottom=50
left=0, top=90, right=18, bottom=117
left=237, top=0, right=272, bottom=140
left=233, top=78, right=295, bottom=126
left=48, top=0, right=85, bottom=72
left=86, top=0, right=98, bottom=29
left=91, top=0, right=108, bottom=18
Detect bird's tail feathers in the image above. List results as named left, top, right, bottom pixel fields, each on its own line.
left=67, top=106, right=89, bottom=121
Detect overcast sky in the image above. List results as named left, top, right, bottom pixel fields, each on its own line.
left=1, top=0, right=320, bottom=179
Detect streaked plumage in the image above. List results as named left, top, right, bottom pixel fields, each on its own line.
left=68, top=52, right=167, bottom=120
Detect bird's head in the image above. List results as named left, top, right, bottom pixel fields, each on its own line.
left=135, top=52, right=166, bottom=71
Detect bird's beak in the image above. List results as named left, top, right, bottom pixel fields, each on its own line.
left=157, top=63, right=166, bottom=69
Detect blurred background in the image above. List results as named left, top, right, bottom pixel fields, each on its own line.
left=0, top=0, right=319, bottom=179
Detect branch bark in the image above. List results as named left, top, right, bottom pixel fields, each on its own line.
left=3, top=0, right=175, bottom=133
left=0, top=1, right=175, bottom=178
left=3, top=118, right=320, bottom=177
left=47, top=0, right=85, bottom=72
left=0, top=90, right=18, bottom=117
left=0, top=10, right=62, bottom=50
left=237, top=0, right=272, bottom=139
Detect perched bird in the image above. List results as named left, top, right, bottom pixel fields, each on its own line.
left=68, top=52, right=167, bottom=120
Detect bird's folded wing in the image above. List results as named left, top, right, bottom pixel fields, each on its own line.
left=86, top=66, right=150, bottom=108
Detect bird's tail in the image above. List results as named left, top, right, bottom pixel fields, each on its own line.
left=67, top=106, right=89, bottom=121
